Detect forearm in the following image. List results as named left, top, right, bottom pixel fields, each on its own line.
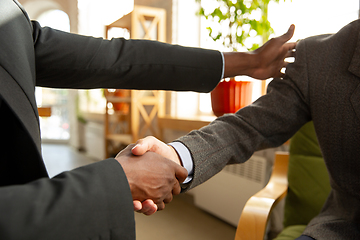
left=33, top=22, right=222, bottom=92
left=0, top=159, right=134, bottom=240
left=176, top=77, right=311, bottom=190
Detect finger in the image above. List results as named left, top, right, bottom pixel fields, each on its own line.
left=131, top=136, right=168, bottom=156
left=278, top=24, right=295, bottom=43
left=131, top=137, right=152, bottom=155
left=133, top=200, right=143, bottom=211
left=142, top=207, right=157, bottom=216
left=285, top=50, right=296, bottom=58
left=283, top=42, right=297, bottom=51
left=157, top=202, right=165, bottom=211
left=163, top=191, right=174, bottom=204
left=172, top=179, right=182, bottom=196
left=140, top=200, right=158, bottom=215
left=174, top=165, right=188, bottom=183
left=142, top=199, right=157, bottom=211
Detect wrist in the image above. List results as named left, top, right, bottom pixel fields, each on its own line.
left=222, top=52, right=257, bottom=78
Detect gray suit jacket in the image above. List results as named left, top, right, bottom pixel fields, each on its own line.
left=177, top=19, right=360, bottom=239
left=0, top=0, right=222, bottom=239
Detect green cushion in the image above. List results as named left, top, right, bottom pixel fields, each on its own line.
left=283, top=121, right=331, bottom=228
left=274, top=225, right=307, bottom=240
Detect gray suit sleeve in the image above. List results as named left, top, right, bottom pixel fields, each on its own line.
left=32, top=21, right=222, bottom=92
left=175, top=40, right=313, bottom=189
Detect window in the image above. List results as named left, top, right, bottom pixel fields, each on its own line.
left=268, top=0, right=358, bottom=41
left=36, top=9, right=70, bottom=32
left=36, top=9, right=71, bottom=141
left=172, top=0, right=359, bottom=118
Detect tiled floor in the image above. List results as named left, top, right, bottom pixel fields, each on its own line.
left=42, top=143, right=97, bottom=177
left=42, top=143, right=236, bottom=240
left=134, top=193, right=236, bottom=240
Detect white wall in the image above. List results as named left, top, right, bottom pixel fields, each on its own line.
left=269, top=0, right=359, bottom=41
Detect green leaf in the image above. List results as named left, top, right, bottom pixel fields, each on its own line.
left=197, top=0, right=290, bottom=48
left=250, top=43, right=260, bottom=51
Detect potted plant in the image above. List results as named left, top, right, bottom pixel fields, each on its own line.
left=196, top=0, right=286, bottom=116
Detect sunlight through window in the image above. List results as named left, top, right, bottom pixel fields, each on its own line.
left=37, top=9, right=70, bottom=32
left=36, top=9, right=71, bottom=140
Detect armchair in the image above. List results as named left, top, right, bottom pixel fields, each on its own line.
left=235, top=121, right=331, bottom=240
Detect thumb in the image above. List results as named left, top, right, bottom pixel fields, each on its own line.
left=131, top=136, right=158, bottom=155
left=131, top=136, right=170, bottom=156
left=279, top=24, right=295, bottom=43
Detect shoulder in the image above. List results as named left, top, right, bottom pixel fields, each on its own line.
left=298, top=19, right=360, bottom=55
left=12, top=0, right=32, bottom=24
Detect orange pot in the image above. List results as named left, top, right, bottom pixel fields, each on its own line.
left=211, top=79, right=253, bottom=117
left=113, top=90, right=130, bottom=114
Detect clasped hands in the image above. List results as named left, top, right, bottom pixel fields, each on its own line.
left=116, top=24, right=297, bottom=216
left=115, top=137, right=182, bottom=215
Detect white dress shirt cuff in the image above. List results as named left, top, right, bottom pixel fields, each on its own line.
left=168, top=142, right=193, bottom=183
left=220, top=52, right=225, bottom=79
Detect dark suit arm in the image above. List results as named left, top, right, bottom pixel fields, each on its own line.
left=176, top=39, right=312, bottom=189
left=32, top=21, right=222, bottom=92
left=0, top=159, right=135, bottom=240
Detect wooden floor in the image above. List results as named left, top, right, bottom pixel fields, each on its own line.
left=42, top=143, right=236, bottom=240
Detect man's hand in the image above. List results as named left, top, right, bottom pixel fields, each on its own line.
left=130, top=137, right=183, bottom=215
left=116, top=144, right=187, bottom=212
left=131, top=136, right=181, bottom=165
left=223, top=24, right=296, bottom=79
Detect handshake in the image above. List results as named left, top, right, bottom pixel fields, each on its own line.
left=115, top=136, right=186, bottom=216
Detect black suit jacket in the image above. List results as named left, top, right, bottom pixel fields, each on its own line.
left=0, top=0, right=223, bottom=239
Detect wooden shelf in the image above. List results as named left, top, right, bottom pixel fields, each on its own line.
left=104, top=5, right=167, bottom=158
left=106, top=5, right=166, bottom=41
left=105, top=96, right=131, bottom=103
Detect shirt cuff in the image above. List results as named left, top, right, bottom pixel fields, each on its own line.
left=168, top=142, right=193, bottom=183
left=220, top=52, right=225, bottom=79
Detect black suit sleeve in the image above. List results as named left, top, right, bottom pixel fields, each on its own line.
left=32, top=21, right=223, bottom=92
left=0, top=159, right=135, bottom=240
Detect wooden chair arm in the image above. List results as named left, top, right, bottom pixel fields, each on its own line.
left=234, top=151, right=289, bottom=240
